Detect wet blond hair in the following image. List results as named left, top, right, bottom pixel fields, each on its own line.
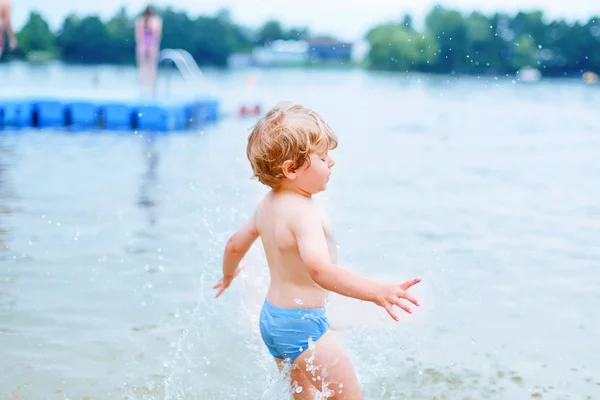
left=247, top=101, right=338, bottom=188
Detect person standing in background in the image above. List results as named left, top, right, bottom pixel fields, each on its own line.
left=0, top=0, right=17, bottom=58
left=135, top=5, right=162, bottom=94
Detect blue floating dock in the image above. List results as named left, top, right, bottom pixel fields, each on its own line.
left=0, top=97, right=220, bottom=132
left=1, top=101, right=34, bottom=128
left=68, top=101, right=99, bottom=128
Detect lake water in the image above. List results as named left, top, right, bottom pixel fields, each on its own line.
left=1, top=62, right=600, bottom=400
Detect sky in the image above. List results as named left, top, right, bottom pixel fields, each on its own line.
left=10, top=0, right=600, bottom=41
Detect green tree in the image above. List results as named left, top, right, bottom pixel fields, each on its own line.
left=4, top=4, right=599, bottom=76
left=56, top=15, right=113, bottom=63
left=509, top=34, right=538, bottom=71
left=14, top=12, right=55, bottom=58
left=365, top=6, right=600, bottom=76
left=366, top=22, right=438, bottom=71
left=105, top=7, right=135, bottom=63
left=256, top=20, right=285, bottom=45
left=401, top=14, right=414, bottom=31
left=425, top=6, right=469, bottom=73
left=286, top=27, right=309, bottom=40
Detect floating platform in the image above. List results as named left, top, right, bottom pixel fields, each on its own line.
left=0, top=97, right=220, bottom=132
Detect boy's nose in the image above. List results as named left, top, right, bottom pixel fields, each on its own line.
left=328, top=158, right=335, bottom=168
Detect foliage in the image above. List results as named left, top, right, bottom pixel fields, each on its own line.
left=2, top=5, right=599, bottom=76
left=366, top=5, right=600, bottom=76
left=1, top=7, right=304, bottom=66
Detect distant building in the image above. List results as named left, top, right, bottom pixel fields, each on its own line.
left=252, top=40, right=309, bottom=67
left=306, top=38, right=353, bottom=63
left=226, top=38, right=356, bottom=68
left=227, top=53, right=254, bottom=69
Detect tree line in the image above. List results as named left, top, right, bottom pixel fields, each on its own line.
left=3, top=5, right=600, bottom=77
left=3, top=7, right=308, bottom=66
left=367, top=7, right=600, bottom=76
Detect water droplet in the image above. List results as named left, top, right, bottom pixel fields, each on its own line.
left=295, top=386, right=303, bottom=393
left=294, top=298, right=304, bottom=305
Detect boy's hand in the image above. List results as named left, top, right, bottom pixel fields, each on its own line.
left=213, top=264, right=244, bottom=298
left=374, top=278, right=421, bottom=321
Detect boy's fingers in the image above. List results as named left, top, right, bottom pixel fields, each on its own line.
left=400, top=291, right=420, bottom=307
left=399, top=278, right=421, bottom=291
left=213, top=279, right=226, bottom=289
left=215, top=287, right=225, bottom=298
left=394, top=299, right=412, bottom=314
left=384, top=304, right=399, bottom=322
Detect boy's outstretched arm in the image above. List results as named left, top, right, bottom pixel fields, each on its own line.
left=292, top=206, right=421, bottom=321
left=214, top=213, right=259, bottom=298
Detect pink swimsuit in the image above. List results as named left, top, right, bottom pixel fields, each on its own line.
left=143, top=27, right=155, bottom=49
left=139, top=21, right=157, bottom=57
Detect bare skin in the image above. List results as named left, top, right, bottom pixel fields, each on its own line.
left=214, top=152, right=421, bottom=399
left=135, top=13, right=162, bottom=91
left=0, top=0, right=17, bottom=57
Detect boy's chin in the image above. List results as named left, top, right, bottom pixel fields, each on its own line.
left=317, top=184, right=329, bottom=193
left=306, top=181, right=329, bottom=195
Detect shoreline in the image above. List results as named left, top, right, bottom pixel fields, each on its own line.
left=0, top=59, right=597, bottom=83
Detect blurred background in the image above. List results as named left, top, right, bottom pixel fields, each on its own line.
left=1, top=1, right=599, bottom=399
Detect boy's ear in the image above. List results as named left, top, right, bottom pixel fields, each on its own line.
left=282, top=160, right=296, bottom=180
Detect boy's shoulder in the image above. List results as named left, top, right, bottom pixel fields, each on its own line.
left=256, top=191, right=320, bottom=220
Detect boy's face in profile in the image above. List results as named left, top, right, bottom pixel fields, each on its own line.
left=288, top=151, right=335, bottom=195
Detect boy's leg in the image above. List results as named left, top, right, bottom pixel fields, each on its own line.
left=293, top=330, right=362, bottom=400
left=136, top=48, right=146, bottom=85
left=274, top=357, right=319, bottom=400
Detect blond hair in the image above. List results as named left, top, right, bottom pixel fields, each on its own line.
left=246, top=101, right=338, bottom=188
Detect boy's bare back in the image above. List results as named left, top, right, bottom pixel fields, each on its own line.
left=254, top=190, right=336, bottom=309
